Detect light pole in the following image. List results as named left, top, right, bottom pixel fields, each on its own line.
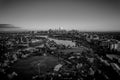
left=37, top=63, right=40, bottom=76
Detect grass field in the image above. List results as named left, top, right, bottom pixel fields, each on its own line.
left=58, top=46, right=91, bottom=54
left=12, top=56, right=59, bottom=77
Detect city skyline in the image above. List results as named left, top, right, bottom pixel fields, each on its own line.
left=0, top=0, right=120, bottom=31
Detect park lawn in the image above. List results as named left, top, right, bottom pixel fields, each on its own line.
left=12, top=56, right=59, bottom=76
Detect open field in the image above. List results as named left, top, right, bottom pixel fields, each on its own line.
left=12, top=56, right=59, bottom=77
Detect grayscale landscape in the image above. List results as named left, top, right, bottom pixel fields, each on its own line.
left=0, top=0, right=120, bottom=80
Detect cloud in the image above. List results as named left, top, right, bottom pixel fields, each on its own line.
left=0, top=24, right=22, bottom=31
left=0, top=24, right=19, bottom=28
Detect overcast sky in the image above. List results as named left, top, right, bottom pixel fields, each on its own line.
left=0, top=0, right=120, bottom=31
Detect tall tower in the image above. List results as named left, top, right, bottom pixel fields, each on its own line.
left=59, top=27, right=63, bottom=30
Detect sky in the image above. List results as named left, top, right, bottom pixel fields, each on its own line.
left=0, top=0, right=120, bottom=31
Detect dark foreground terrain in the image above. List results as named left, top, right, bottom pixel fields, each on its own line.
left=0, top=30, right=120, bottom=80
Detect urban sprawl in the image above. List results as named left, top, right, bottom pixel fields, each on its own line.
left=0, top=29, right=120, bottom=80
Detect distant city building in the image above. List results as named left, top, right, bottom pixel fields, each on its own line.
left=115, top=41, right=120, bottom=52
